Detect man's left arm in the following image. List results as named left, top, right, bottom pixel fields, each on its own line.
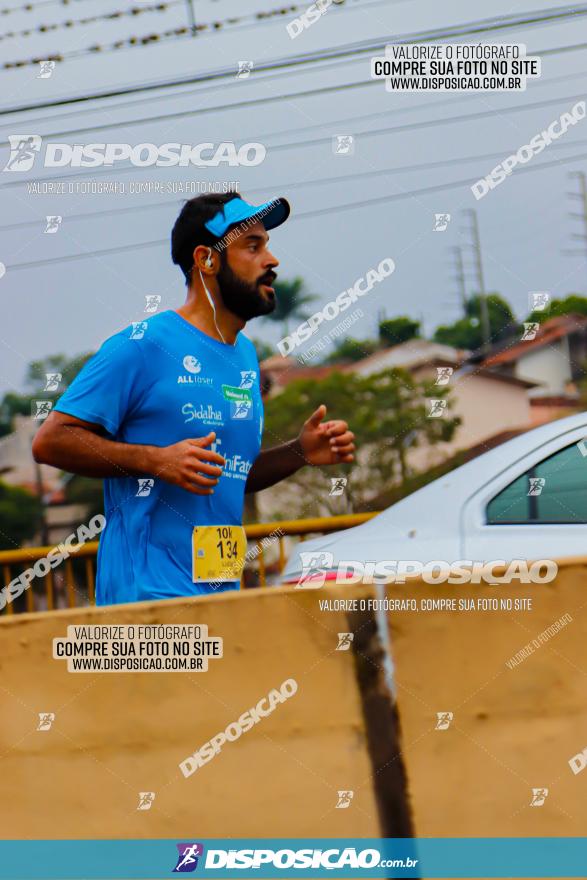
left=245, top=404, right=355, bottom=494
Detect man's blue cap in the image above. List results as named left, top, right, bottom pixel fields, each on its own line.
left=204, top=196, right=290, bottom=239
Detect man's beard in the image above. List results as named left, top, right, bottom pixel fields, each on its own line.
left=216, top=259, right=276, bottom=321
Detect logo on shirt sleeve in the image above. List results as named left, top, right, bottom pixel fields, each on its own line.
left=230, top=400, right=253, bottom=420
left=239, top=370, right=257, bottom=389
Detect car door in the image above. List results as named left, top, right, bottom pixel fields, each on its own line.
left=462, top=423, right=587, bottom=564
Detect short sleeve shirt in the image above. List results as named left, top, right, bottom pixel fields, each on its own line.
left=54, top=311, right=263, bottom=605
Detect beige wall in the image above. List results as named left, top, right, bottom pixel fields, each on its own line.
left=516, top=340, right=571, bottom=394
left=386, top=559, right=587, bottom=837
left=406, top=372, right=531, bottom=472
left=451, top=373, right=531, bottom=448
left=0, top=585, right=403, bottom=840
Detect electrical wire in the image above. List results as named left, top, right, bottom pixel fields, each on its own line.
left=2, top=3, right=585, bottom=74
left=4, top=146, right=587, bottom=271
left=2, top=87, right=585, bottom=188
left=3, top=134, right=587, bottom=232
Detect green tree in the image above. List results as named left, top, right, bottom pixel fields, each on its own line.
left=250, top=338, right=274, bottom=362
left=0, top=481, right=42, bottom=550
left=379, top=316, right=421, bottom=347
left=262, top=278, right=317, bottom=337
left=0, top=352, right=92, bottom=437
left=24, top=353, right=92, bottom=391
left=263, top=368, right=460, bottom=517
left=433, top=293, right=517, bottom=350
left=526, top=293, right=587, bottom=325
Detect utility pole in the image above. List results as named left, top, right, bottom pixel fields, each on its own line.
left=377, top=306, right=386, bottom=341
left=565, top=171, right=587, bottom=277
left=34, top=459, right=50, bottom=546
left=184, top=0, right=197, bottom=35
left=449, top=245, right=468, bottom=315
left=462, top=209, right=491, bottom=353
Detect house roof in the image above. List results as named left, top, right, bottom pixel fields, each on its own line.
left=259, top=354, right=296, bottom=372
left=453, top=364, right=540, bottom=389
left=268, top=364, right=338, bottom=388
left=481, top=314, right=587, bottom=368
left=343, top=338, right=470, bottom=374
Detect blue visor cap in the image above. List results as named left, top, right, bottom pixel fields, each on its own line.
left=204, top=196, right=290, bottom=239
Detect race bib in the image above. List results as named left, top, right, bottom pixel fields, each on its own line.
left=192, top=525, right=247, bottom=583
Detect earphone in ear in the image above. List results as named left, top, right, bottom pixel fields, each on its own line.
left=204, top=249, right=213, bottom=268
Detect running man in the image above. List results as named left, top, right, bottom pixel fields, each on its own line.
left=33, top=193, right=355, bottom=605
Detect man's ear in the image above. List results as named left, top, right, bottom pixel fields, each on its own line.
left=193, top=245, right=217, bottom=273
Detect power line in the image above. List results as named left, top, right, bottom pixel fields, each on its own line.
left=4, top=147, right=587, bottom=271
left=2, top=86, right=585, bottom=187
left=0, top=2, right=180, bottom=43
left=1, top=41, right=584, bottom=137
left=0, top=0, right=92, bottom=13
left=1, top=0, right=395, bottom=68
left=1, top=4, right=584, bottom=77
left=0, top=5, right=392, bottom=103
left=4, top=134, right=587, bottom=232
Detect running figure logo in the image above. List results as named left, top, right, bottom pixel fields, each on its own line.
left=296, top=551, right=334, bottom=588
left=530, top=788, right=548, bottom=807
left=173, top=843, right=204, bottom=872
left=3, top=135, right=42, bottom=172
left=521, top=322, right=539, bottom=341
left=336, top=791, right=354, bottom=809
left=435, top=367, right=453, bottom=386
left=37, top=712, right=55, bottom=731
left=44, top=216, right=62, bottom=234
left=433, top=213, right=451, bottom=231
left=32, top=400, right=53, bottom=420
left=137, top=792, right=155, bottom=811
left=130, top=322, right=148, bottom=340
left=527, top=477, right=545, bottom=497
left=336, top=633, right=354, bottom=651
left=529, top=291, right=550, bottom=312
left=329, top=477, right=347, bottom=496
left=231, top=400, right=252, bottom=420
left=435, top=712, right=453, bottom=730
left=427, top=399, right=447, bottom=418
left=44, top=372, right=62, bottom=391
left=145, top=294, right=161, bottom=313
left=333, top=135, right=354, bottom=155
left=37, top=61, right=55, bottom=79
left=239, top=370, right=257, bottom=389
left=236, top=61, right=254, bottom=78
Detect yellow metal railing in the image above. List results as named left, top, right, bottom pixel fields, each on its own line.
left=0, top=513, right=378, bottom=614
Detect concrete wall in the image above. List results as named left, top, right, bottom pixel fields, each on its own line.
left=385, top=559, right=587, bottom=838
left=0, top=584, right=411, bottom=840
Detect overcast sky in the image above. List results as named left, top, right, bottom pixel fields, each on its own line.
left=0, top=0, right=586, bottom=394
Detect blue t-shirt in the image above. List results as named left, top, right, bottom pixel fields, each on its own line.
left=54, top=310, right=263, bottom=605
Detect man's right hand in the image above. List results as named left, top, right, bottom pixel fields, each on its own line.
left=150, top=432, right=225, bottom=495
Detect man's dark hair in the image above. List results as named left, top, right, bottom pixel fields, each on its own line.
left=171, top=192, right=236, bottom=284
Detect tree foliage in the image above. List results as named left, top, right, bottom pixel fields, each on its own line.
left=379, top=316, right=421, bottom=346
left=0, top=481, right=42, bottom=550
left=261, top=277, right=317, bottom=337
left=263, top=368, right=460, bottom=516
left=433, top=293, right=517, bottom=350
left=0, top=352, right=92, bottom=437
left=526, top=294, right=587, bottom=325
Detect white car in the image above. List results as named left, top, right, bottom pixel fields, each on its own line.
left=280, top=411, right=587, bottom=585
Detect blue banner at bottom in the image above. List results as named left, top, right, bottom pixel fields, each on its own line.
left=0, top=838, right=584, bottom=879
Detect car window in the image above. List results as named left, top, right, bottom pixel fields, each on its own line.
left=486, top=442, right=587, bottom=524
